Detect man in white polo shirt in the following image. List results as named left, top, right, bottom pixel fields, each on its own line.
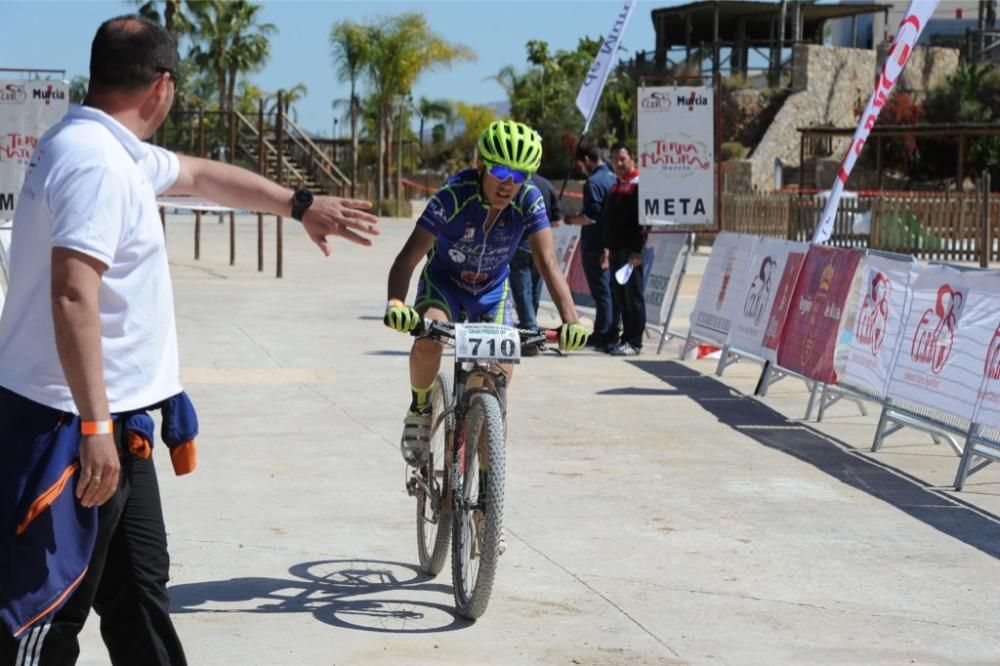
left=0, top=15, right=379, bottom=666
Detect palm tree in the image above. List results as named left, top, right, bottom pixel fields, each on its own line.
left=416, top=97, right=452, bottom=155
left=265, top=82, right=309, bottom=122
left=330, top=20, right=371, bottom=197
left=366, top=13, right=474, bottom=207
left=187, top=0, right=275, bottom=116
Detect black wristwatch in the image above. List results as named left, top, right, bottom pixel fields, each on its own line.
left=290, top=188, right=314, bottom=221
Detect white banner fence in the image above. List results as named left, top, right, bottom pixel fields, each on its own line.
left=686, top=233, right=1000, bottom=490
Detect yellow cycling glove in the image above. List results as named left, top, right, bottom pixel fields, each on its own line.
left=558, top=322, right=589, bottom=352
left=384, top=299, right=421, bottom=333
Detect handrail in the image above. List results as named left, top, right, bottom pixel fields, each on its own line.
left=233, top=111, right=316, bottom=187
left=234, top=110, right=351, bottom=193
left=283, top=115, right=351, bottom=188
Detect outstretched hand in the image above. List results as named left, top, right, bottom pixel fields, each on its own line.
left=301, top=196, right=380, bottom=256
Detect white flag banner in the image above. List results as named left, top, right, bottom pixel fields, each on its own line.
left=689, top=232, right=758, bottom=345
left=726, top=238, right=808, bottom=359
left=885, top=264, right=983, bottom=422
left=841, top=252, right=916, bottom=399
left=575, top=0, right=636, bottom=133
left=812, top=0, right=940, bottom=243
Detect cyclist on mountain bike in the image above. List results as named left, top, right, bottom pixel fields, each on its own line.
left=384, top=119, right=589, bottom=465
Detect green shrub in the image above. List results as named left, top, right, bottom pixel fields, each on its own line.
left=721, top=142, right=749, bottom=161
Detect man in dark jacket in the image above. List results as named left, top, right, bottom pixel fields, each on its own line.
left=602, top=143, right=645, bottom=356
left=565, top=144, right=618, bottom=350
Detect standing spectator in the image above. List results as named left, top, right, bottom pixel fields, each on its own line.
left=510, top=173, right=563, bottom=339
left=603, top=143, right=645, bottom=356
left=564, top=144, right=618, bottom=351
left=0, top=15, right=379, bottom=665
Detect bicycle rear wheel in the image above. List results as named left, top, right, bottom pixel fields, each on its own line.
left=416, top=371, right=453, bottom=576
left=451, top=392, right=505, bottom=619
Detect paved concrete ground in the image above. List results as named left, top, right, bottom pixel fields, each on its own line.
left=77, top=213, right=1000, bottom=665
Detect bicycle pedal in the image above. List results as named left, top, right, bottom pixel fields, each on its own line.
left=405, top=476, right=419, bottom=497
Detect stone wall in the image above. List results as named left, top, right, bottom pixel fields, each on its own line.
left=747, top=44, right=959, bottom=192
left=750, top=45, right=875, bottom=191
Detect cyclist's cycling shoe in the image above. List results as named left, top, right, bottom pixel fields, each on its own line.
left=400, top=410, right=432, bottom=466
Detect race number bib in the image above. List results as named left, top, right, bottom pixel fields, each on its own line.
left=455, top=323, right=521, bottom=364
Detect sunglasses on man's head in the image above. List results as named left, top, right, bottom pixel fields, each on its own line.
left=484, top=160, right=529, bottom=185
left=155, top=67, right=180, bottom=86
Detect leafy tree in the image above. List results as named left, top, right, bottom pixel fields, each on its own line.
left=265, top=82, right=309, bottom=122
left=365, top=12, right=474, bottom=207
left=453, top=102, right=497, bottom=165
left=921, top=63, right=1000, bottom=184
left=186, top=0, right=275, bottom=116
left=69, top=76, right=88, bottom=103
left=417, top=97, right=452, bottom=152
left=495, top=36, right=633, bottom=177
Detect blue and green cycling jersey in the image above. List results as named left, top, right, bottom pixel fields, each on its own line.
left=416, top=168, right=550, bottom=295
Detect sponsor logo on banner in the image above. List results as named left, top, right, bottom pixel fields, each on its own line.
left=716, top=250, right=736, bottom=309
left=856, top=272, right=892, bottom=355
left=32, top=85, right=66, bottom=105
left=985, top=324, right=1000, bottom=380
left=0, top=84, right=27, bottom=104
left=910, top=284, right=963, bottom=374
left=0, top=133, right=38, bottom=162
left=762, top=252, right=805, bottom=350
left=0, top=191, right=14, bottom=211
left=640, top=138, right=711, bottom=173
left=640, top=91, right=671, bottom=111
left=677, top=91, right=709, bottom=111
left=743, top=256, right=775, bottom=327
left=797, top=261, right=839, bottom=368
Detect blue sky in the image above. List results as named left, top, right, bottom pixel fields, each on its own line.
left=1, top=0, right=662, bottom=137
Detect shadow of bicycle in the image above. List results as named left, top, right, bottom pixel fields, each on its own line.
left=169, top=559, right=471, bottom=633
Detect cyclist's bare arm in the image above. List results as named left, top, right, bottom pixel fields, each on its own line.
left=388, top=226, right=435, bottom=302
left=529, top=228, right=581, bottom=324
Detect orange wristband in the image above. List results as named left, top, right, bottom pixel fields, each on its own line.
left=80, top=420, right=113, bottom=436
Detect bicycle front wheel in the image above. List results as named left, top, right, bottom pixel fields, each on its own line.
left=451, top=392, right=505, bottom=620
left=416, top=371, right=453, bottom=576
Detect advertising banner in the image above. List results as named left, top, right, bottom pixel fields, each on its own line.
left=0, top=80, right=69, bottom=219
left=811, top=0, right=940, bottom=242
left=776, top=246, right=862, bottom=383
left=539, top=223, right=593, bottom=308
left=885, top=265, right=979, bottom=421
left=968, top=273, right=1000, bottom=429
left=760, top=249, right=807, bottom=362
left=636, top=85, right=714, bottom=227
left=642, top=233, right=687, bottom=326
left=727, top=238, right=808, bottom=359
left=841, top=253, right=916, bottom=398
left=689, top=232, right=757, bottom=345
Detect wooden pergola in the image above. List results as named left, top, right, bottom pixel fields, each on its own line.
left=797, top=123, right=1000, bottom=190
left=641, top=0, right=891, bottom=82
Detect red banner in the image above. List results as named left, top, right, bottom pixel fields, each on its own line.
left=776, top=246, right=862, bottom=383
left=761, top=250, right=807, bottom=357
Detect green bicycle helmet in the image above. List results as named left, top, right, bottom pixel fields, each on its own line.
left=478, top=120, right=543, bottom=173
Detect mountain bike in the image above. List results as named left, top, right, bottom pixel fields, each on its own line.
left=405, top=319, right=548, bottom=619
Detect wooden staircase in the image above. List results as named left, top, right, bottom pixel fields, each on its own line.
left=233, top=111, right=352, bottom=197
